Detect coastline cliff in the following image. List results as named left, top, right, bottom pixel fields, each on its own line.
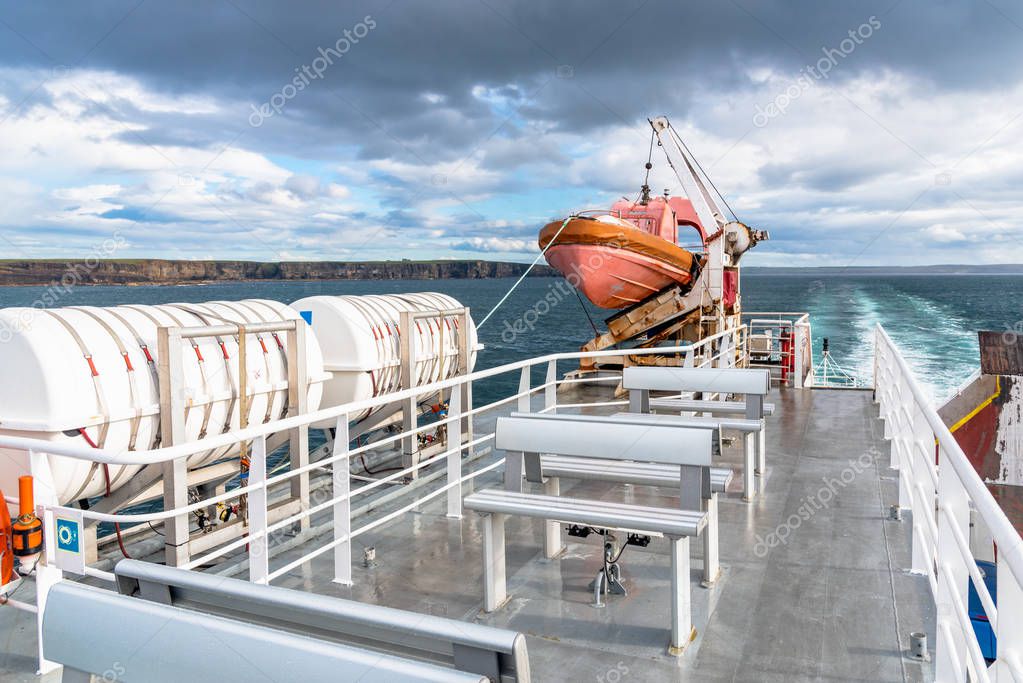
left=0, top=259, right=556, bottom=286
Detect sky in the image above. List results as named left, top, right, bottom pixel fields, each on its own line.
left=0, top=1, right=1020, bottom=266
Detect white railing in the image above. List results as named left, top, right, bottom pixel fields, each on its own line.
left=875, top=324, right=1023, bottom=682
left=741, top=312, right=813, bottom=388
left=5, top=325, right=745, bottom=673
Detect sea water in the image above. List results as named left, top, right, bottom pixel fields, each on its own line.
left=0, top=272, right=1018, bottom=403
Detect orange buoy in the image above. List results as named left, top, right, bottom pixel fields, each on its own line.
left=0, top=491, right=11, bottom=585
left=11, top=476, right=42, bottom=559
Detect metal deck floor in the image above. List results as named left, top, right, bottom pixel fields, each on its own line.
left=0, top=387, right=937, bottom=682
left=270, top=387, right=936, bottom=682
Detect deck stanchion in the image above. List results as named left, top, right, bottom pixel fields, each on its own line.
left=446, top=383, right=463, bottom=519
left=542, top=361, right=561, bottom=553
left=247, top=435, right=269, bottom=585
left=995, top=555, right=1023, bottom=681
left=457, top=308, right=474, bottom=456
left=29, top=450, right=61, bottom=675
left=935, top=446, right=970, bottom=681
left=517, top=366, right=530, bottom=413
left=157, top=325, right=190, bottom=569
left=333, top=414, right=352, bottom=586
left=286, top=322, right=310, bottom=532
left=545, top=360, right=557, bottom=413
left=504, top=368, right=530, bottom=492
left=399, top=311, right=419, bottom=479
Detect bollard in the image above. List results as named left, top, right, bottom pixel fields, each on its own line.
left=910, top=632, right=928, bottom=660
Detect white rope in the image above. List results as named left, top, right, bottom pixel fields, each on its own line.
left=476, top=216, right=572, bottom=329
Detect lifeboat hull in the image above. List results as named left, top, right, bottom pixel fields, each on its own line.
left=539, top=217, right=699, bottom=309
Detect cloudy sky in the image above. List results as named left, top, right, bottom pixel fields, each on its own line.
left=0, top=1, right=1020, bottom=266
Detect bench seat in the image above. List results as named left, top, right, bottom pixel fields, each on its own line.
left=649, top=398, right=776, bottom=416
left=609, top=411, right=761, bottom=432
left=541, top=455, right=733, bottom=493
left=465, top=489, right=706, bottom=537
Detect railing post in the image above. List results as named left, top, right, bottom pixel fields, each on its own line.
left=446, top=382, right=463, bottom=519
left=248, top=434, right=269, bottom=584
left=333, top=415, right=352, bottom=586
left=544, top=360, right=557, bottom=413
left=286, top=321, right=310, bottom=532
left=457, top=308, right=474, bottom=456
left=995, top=554, right=1023, bottom=681
left=935, top=444, right=969, bottom=681
left=680, top=350, right=696, bottom=417
left=157, top=325, right=190, bottom=568
left=518, top=366, right=530, bottom=413
left=505, top=368, right=530, bottom=491
left=873, top=327, right=881, bottom=400
left=29, top=450, right=61, bottom=675
left=399, top=310, right=419, bottom=479
left=910, top=406, right=933, bottom=514
left=909, top=409, right=933, bottom=576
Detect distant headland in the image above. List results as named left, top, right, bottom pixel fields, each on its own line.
left=0, top=259, right=557, bottom=286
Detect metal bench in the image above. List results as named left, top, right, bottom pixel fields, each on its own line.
left=464, top=489, right=706, bottom=656
left=505, top=410, right=733, bottom=584
left=541, top=452, right=732, bottom=586
left=465, top=415, right=715, bottom=655
left=43, top=581, right=489, bottom=683
left=624, top=366, right=772, bottom=498
left=112, top=559, right=530, bottom=682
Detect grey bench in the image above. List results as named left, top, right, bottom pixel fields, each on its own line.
left=43, top=582, right=489, bottom=683
left=112, top=559, right=530, bottom=682
left=624, top=366, right=772, bottom=499
left=465, top=415, right=715, bottom=655
left=465, top=489, right=705, bottom=656
left=506, top=410, right=732, bottom=585
left=541, top=453, right=732, bottom=586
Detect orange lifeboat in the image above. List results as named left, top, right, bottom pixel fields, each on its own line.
left=539, top=196, right=707, bottom=309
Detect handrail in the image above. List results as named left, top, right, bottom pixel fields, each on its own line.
left=1, top=327, right=743, bottom=466
left=875, top=324, right=1023, bottom=588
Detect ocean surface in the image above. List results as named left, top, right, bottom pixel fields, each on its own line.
left=0, top=272, right=1018, bottom=403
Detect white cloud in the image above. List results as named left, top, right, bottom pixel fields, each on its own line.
left=451, top=237, right=535, bottom=253
left=1, top=61, right=1022, bottom=265
left=925, top=224, right=966, bottom=243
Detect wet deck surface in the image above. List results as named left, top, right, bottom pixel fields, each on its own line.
left=0, top=386, right=937, bottom=682
left=275, top=386, right=936, bottom=682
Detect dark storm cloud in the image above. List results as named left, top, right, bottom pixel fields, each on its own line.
left=3, top=0, right=1022, bottom=163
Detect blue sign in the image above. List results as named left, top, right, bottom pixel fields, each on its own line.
left=300, top=310, right=313, bottom=325
left=56, top=518, right=79, bottom=554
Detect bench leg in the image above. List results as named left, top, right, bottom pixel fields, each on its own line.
left=61, top=668, right=92, bottom=683
left=543, top=477, right=564, bottom=559
left=504, top=452, right=523, bottom=492
left=482, top=513, right=508, bottom=612
left=702, top=493, right=720, bottom=587
left=743, top=433, right=756, bottom=502
left=669, top=536, right=694, bottom=655
left=757, top=426, right=767, bottom=477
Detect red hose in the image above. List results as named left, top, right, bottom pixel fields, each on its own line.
left=79, top=429, right=131, bottom=559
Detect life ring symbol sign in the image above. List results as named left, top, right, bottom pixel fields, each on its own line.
left=56, top=518, right=80, bottom=554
